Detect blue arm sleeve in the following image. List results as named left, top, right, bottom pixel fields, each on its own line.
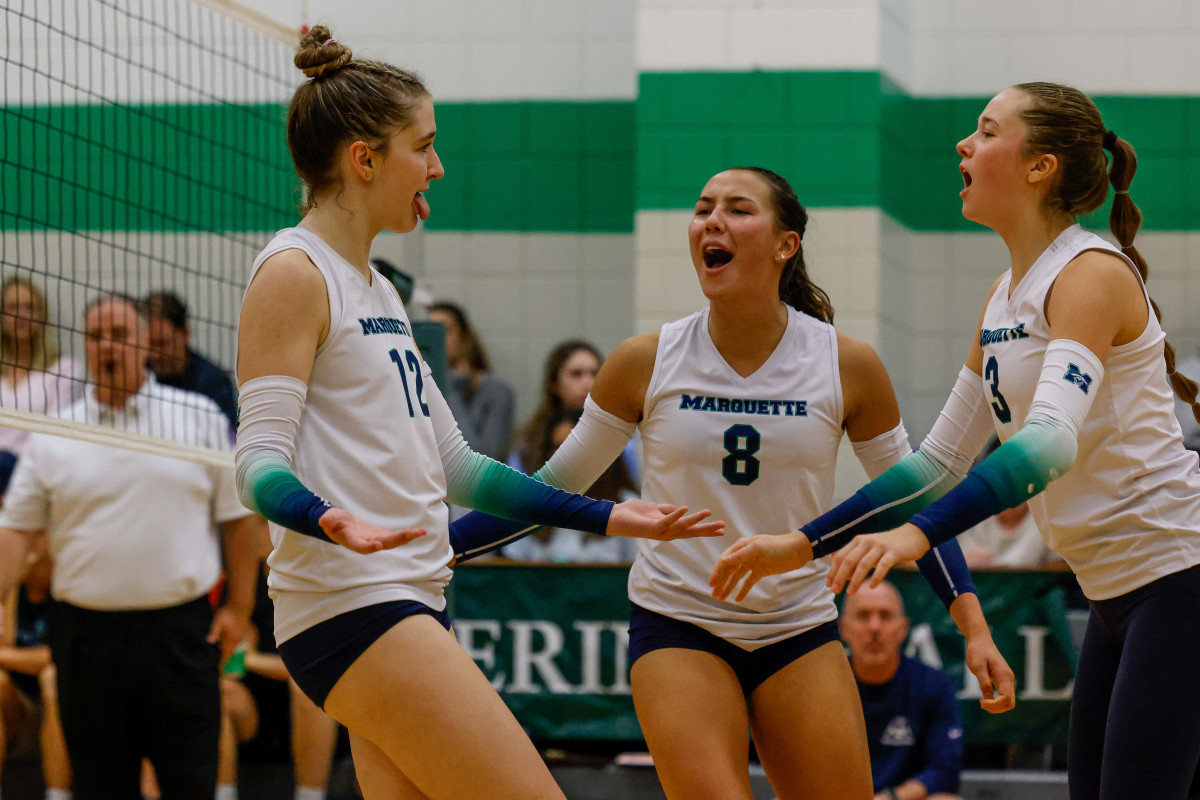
left=443, top=450, right=613, bottom=538
left=802, top=449, right=974, bottom=608
left=804, top=450, right=958, bottom=557
left=909, top=671, right=964, bottom=795
left=449, top=461, right=560, bottom=562
left=237, top=451, right=335, bottom=542
left=909, top=415, right=1075, bottom=547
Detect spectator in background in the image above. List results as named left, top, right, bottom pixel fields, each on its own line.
left=0, top=543, right=71, bottom=800
left=508, top=340, right=603, bottom=475
left=510, top=340, right=641, bottom=482
left=428, top=301, right=515, bottom=462
left=502, top=407, right=638, bottom=564
left=144, top=291, right=238, bottom=426
left=0, top=276, right=82, bottom=491
left=0, top=293, right=260, bottom=799
left=959, top=438, right=1059, bottom=569
left=842, top=581, right=963, bottom=800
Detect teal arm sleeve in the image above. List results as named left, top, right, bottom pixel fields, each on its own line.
left=441, top=443, right=612, bottom=533
left=427, top=368, right=612, bottom=534
left=235, top=376, right=337, bottom=542
left=237, top=451, right=334, bottom=541
left=804, top=449, right=960, bottom=557
left=910, top=414, right=1076, bottom=546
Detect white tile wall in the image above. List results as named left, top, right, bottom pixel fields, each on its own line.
left=894, top=0, right=1200, bottom=95
left=638, top=1, right=878, bottom=71
left=256, top=0, right=636, bottom=101
left=408, top=232, right=635, bottom=423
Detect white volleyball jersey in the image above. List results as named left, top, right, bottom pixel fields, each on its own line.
left=247, top=227, right=453, bottom=642
left=629, top=307, right=844, bottom=649
left=979, top=224, right=1200, bottom=600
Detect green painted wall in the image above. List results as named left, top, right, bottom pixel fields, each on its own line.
left=641, top=71, right=1200, bottom=231
left=2, top=103, right=296, bottom=232
left=4, top=83, right=1197, bottom=234
left=425, top=102, right=635, bottom=233
left=1, top=101, right=636, bottom=234
left=637, top=71, right=881, bottom=210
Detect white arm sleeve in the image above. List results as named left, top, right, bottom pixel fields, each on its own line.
left=851, top=421, right=913, bottom=480
left=921, top=365, right=997, bottom=478
left=536, top=396, right=638, bottom=492
left=1028, top=338, right=1104, bottom=439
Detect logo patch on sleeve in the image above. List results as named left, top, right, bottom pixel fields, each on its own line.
left=1063, top=363, right=1093, bottom=395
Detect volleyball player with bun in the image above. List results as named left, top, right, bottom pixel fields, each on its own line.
left=234, top=28, right=723, bottom=799
left=711, top=83, right=1200, bottom=800
left=452, top=166, right=1014, bottom=799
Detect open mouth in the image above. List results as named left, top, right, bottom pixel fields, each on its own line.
left=960, top=166, right=973, bottom=190
left=414, top=191, right=430, bottom=220
left=703, top=246, right=733, bottom=269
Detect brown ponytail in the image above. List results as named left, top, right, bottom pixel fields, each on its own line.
left=1016, top=82, right=1200, bottom=423
left=732, top=167, right=834, bottom=323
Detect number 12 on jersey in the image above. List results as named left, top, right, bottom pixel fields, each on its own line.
left=389, top=348, right=429, bottom=417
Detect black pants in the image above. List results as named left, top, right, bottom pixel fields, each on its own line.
left=1068, top=563, right=1200, bottom=800
left=49, top=596, right=220, bottom=800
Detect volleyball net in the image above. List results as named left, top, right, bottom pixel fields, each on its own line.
left=0, top=0, right=298, bottom=466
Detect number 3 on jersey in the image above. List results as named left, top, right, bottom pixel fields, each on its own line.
left=984, top=355, right=1012, bottom=424
left=389, top=348, right=429, bottom=417
left=722, top=424, right=761, bottom=486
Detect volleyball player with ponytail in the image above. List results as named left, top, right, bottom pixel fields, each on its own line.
left=712, top=85, right=1200, bottom=799
left=236, top=27, right=725, bottom=800
left=451, top=167, right=1014, bottom=799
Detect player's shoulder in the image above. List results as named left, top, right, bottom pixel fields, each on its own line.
left=836, top=332, right=889, bottom=381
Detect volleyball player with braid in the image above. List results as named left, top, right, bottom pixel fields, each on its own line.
left=712, top=84, right=1200, bottom=800
left=234, top=28, right=722, bottom=799
left=451, top=167, right=1014, bottom=799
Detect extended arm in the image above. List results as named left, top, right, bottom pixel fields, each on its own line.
left=827, top=250, right=1145, bottom=594
left=428, top=368, right=720, bottom=557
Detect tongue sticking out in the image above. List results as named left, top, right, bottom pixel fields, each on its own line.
left=414, top=192, right=430, bottom=220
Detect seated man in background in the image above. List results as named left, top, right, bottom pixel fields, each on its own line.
left=144, top=291, right=238, bottom=426
left=842, top=581, right=963, bottom=800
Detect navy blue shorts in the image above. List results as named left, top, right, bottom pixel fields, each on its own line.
left=628, top=603, right=840, bottom=696
left=278, top=600, right=451, bottom=710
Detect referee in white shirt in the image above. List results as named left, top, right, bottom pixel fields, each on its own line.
left=0, top=294, right=261, bottom=800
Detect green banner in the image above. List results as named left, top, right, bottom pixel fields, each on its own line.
left=449, top=565, right=1079, bottom=745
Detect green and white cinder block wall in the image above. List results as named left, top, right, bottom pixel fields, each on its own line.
left=259, top=2, right=1200, bottom=474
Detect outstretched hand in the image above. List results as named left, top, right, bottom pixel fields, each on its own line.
left=606, top=499, right=724, bottom=542
left=826, top=523, right=931, bottom=595
left=709, top=531, right=814, bottom=602
left=965, top=630, right=1017, bottom=714
left=319, top=507, right=426, bottom=554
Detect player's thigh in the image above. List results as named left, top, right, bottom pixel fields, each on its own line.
left=630, top=648, right=755, bottom=800
left=348, top=731, right=429, bottom=800
left=323, top=613, right=564, bottom=800
left=748, top=640, right=873, bottom=800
